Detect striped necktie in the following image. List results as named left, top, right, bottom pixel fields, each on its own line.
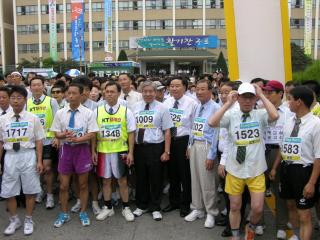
left=236, top=113, right=250, bottom=164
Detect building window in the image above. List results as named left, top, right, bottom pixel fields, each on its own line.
left=92, top=22, right=103, bottom=32
left=206, top=19, right=216, bottom=29
left=205, top=0, right=216, bottom=8
left=219, top=39, right=227, bottom=48
left=41, top=5, right=49, bottom=14
left=291, top=39, right=304, bottom=48
left=119, top=40, right=129, bottom=49
left=290, top=19, right=304, bottom=29
left=57, top=23, right=64, bottom=33
left=42, top=43, right=50, bottom=53
left=41, top=24, right=50, bottom=33
left=18, top=44, right=39, bottom=53
left=176, top=19, right=203, bottom=29
left=57, top=4, right=64, bottom=14
left=292, top=0, right=304, bottom=8
left=92, top=41, right=104, bottom=50
left=66, top=4, right=71, bottom=13
left=17, top=25, right=39, bottom=35
left=218, top=19, right=225, bottom=29
left=119, top=1, right=133, bottom=10
left=92, top=2, right=104, bottom=11
left=17, top=5, right=38, bottom=15
left=16, top=6, right=25, bottom=15
left=118, top=21, right=131, bottom=30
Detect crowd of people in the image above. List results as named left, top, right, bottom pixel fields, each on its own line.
left=0, top=70, right=319, bottom=240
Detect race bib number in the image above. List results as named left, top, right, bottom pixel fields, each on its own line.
left=5, top=121, right=30, bottom=143
left=192, top=117, right=205, bottom=137
left=67, top=127, right=85, bottom=138
left=169, top=108, right=184, bottom=127
left=36, top=113, right=46, bottom=127
left=264, top=125, right=283, bottom=144
left=100, top=124, right=121, bottom=141
left=281, top=137, right=301, bottom=161
left=136, top=110, right=155, bottom=129
left=234, top=121, right=260, bottom=146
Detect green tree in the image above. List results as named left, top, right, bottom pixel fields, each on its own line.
left=216, top=51, right=228, bottom=75
left=291, top=43, right=312, bottom=72
left=293, top=60, right=320, bottom=82
left=117, top=50, right=128, bottom=61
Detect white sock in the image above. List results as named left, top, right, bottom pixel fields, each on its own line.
left=76, top=198, right=80, bottom=204
left=47, top=193, right=53, bottom=199
left=92, top=201, right=99, bottom=208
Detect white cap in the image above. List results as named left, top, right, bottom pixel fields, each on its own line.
left=11, top=71, right=21, bottom=77
left=238, top=82, right=256, bottom=95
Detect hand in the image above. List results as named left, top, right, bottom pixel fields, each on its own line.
left=160, top=152, right=170, bottom=162
left=126, top=153, right=134, bottom=167
left=227, top=90, right=238, bottom=105
left=205, top=160, right=214, bottom=171
left=37, top=162, right=44, bottom=174
left=92, top=152, right=98, bottom=166
left=218, top=164, right=226, bottom=178
left=253, top=84, right=263, bottom=98
left=303, top=182, right=315, bottom=199
left=65, top=130, right=74, bottom=139
left=52, top=138, right=59, bottom=148
left=269, top=169, right=276, bottom=181
left=186, top=148, right=190, bottom=159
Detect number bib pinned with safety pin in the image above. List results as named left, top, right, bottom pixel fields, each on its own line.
left=99, top=124, right=122, bottom=141
left=5, top=121, right=30, bottom=143
left=192, top=117, right=206, bottom=137
left=136, top=110, right=156, bottom=129
left=234, top=121, right=260, bottom=146
left=281, top=137, right=302, bottom=161
left=169, top=108, right=184, bottom=127
left=66, top=127, right=85, bottom=138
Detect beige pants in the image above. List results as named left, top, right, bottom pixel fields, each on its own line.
left=190, top=141, right=219, bottom=216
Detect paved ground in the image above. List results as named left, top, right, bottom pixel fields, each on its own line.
left=0, top=194, right=282, bottom=240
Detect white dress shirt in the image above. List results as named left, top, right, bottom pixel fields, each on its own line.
left=163, top=95, right=198, bottom=137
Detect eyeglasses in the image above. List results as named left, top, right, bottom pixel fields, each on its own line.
left=10, top=96, right=24, bottom=101
left=51, top=90, right=62, bottom=94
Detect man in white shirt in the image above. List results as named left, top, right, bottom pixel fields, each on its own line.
left=118, top=73, right=142, bottom=111
left=270, top=86, right=320, bottom=240
left=0, top=86, right=45, bottom=236
left=163, top=77, right=197, bottom=217
left=209, top=82, right=279, bottom=240
left=262, top=80, right=294, bottom=239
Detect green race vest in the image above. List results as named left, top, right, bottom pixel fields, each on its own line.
left=27, top=96, right=54, bottom=138
left=96, top=105, right=128, bottom=153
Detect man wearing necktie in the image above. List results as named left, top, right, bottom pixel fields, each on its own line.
left=132, top=81, right=173, bottom=221
left=185, top=79, right=220, bottom=229
left=163, top=77, right=197, bottom=218
left=51, top=83, right=99, bottom=228
left=209, top=82, right=279, bottom=240
left=0, top=86, right=45, bottom=236
left=270, top=86, right=320, bottom=240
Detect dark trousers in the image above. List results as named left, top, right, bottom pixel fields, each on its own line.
left=168, top=136, right=191, bottom=211
left=135, top=142, right=164, bottom=212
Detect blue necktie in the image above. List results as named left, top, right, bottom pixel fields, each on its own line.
left=68, top=110, right=76, bottom=128
left=109, top=108, right=113, bottom=114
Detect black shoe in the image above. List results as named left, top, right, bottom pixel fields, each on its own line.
left=180, top=209, right=190, bottom=217
left=216, top=216, right=227, bottom=226
left=221, top=228, right=232, bottom=237
left=162, top=204, right=179, bottom=213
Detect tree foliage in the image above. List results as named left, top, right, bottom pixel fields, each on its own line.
left=216, top=51, right=228, bottom=75
left=291, top=43, right=312, bottom=72
left=117, top=50, right=128, bottom=61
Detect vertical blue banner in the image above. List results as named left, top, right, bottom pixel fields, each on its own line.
left=71, top=0, right=85, bottom=62
left=104, top=0, right=112, bottom=53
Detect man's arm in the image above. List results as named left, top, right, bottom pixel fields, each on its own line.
left=254, top=84, right=279, bottom=122
left=126, top=131, right=135, bottom=166
left=160, top=129, right=171, bottom=162
left=208, top=91, right=237, bottom=127
left=303, top=159, right=320, bottom=199
left=35, top=139, right=43, bottom=174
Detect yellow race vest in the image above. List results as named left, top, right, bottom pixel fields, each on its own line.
left=27, top=96, right=54, bottom=138
left=96, top=105, right=128, bottom=153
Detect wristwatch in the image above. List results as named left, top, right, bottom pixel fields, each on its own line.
left=165, top=151, right=170, bottom=155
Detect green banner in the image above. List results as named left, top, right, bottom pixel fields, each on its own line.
left=49, top=0, right=58, bottom=61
